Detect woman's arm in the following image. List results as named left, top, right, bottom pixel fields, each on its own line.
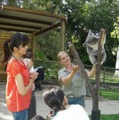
left=15, top=73, right=36, bottom=96
left=61, top=65, right=79, bottom=85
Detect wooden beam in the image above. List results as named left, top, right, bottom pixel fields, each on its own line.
left=0, top=5, right=67, bottom=20
left=0, top=26, right=33, bottom=33
left=0, top=14, right=52, bottom=25
left=0, top=22, right=42, bottom=30
left=35, top=22, right=61, bottom=36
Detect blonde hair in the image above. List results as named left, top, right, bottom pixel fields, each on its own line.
left=57, top=51, right=67, bottom=61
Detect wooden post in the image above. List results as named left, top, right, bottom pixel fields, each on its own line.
left=31, top=32, right=36, bottom=63
left=68, top=42, right=95, bottom=97
left=91, top=29, right=105, bottom=120
left=103, top=68, right=106, bottom=87
left=60, top=20, right=65, bottom=51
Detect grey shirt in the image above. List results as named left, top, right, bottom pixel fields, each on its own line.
left=58, top=66, right=86, bottom=97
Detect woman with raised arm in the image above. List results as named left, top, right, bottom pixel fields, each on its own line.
left=57, top=51, right=96, bottom=107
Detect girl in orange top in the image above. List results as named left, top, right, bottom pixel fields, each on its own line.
left=2, top=33, right=38, bottom=120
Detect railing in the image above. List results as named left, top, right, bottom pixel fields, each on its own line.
left=85, top=65, right=119, bottom=88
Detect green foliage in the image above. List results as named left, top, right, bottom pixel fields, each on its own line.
left=36, top=30, right=60, bottom=61
left=47, top=0, right=119, bottom=66
left=34, top=30, right=61, bottom=81
left=111, top=17, right=119, bottom=39
left=45, top=68, right=58, bottom=81
left=35, top=50, right=48, bottom=61
left=34, top=60, right=60, bottom=82
left=44, top=61, right=59, bottom=81
left=1, top=0, right=119, bottom=67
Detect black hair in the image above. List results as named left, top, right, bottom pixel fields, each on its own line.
left=31, top=115, right=45, bottom=120
left=1, top=33, right=29, bottom=66
left=43, top=86, right=65, bottom=117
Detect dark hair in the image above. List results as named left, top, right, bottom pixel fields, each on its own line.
left=1, top=33, right=29, bottom=66
left=31, top=115, right=45, bottom=120
left=43, top=86, right=65, bottom=117
left=24, top=48, right=33, bottom=59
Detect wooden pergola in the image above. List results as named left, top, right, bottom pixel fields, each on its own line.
left=0, top=5, right=66, bottom=59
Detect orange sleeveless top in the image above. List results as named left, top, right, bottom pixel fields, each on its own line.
left=6, top=60, right=31, bottom=112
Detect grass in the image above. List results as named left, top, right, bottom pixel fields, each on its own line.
left=89, top=114, right=119, bottom=120
left=99, top=89, right=119, bottom=100
left=100, top=114, right=119, bottom=120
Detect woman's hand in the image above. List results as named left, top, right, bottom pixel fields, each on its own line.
left=73, top=65, right=79, bottom=72
left=29, top=72, right=39, bottom=81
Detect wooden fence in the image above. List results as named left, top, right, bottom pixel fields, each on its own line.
left=1, top=59, right=119, bottom=87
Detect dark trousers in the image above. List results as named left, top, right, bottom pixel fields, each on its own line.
left=28, top=91, right=36, bottom=120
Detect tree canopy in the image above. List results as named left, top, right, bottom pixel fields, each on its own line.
left=1, top=0, right=119, bottom=67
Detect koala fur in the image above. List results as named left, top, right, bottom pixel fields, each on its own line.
left=83, top=29, right=106, bottom=65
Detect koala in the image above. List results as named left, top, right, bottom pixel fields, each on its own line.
left=83, top=29, right=106, bottom=65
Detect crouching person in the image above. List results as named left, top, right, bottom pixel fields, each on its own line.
left=43, top=86, right=90, bottom=120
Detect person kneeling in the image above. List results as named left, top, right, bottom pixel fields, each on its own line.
left=43, top=86, right=90, bottom=120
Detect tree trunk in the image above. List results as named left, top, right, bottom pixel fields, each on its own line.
left=68, top=42, right=95, bottom=97
left=91, top=110, right=100, bottom=120
left=114, top=46, right=119, bottom=77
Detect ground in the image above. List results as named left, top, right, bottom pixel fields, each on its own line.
left=0, top=82, right=119, bottom=120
